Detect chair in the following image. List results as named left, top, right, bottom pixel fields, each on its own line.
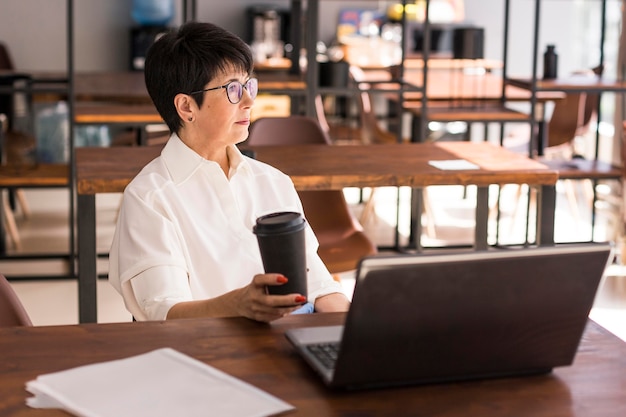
left=248, top=115, right=333, bottom=146
left=348, top=66, right=400, bottom=145
left=543, top=91, right=589, bottom=154
left=0, top=273, right=32, bottom=326
left=314, top=66, right=400, bottom=146
left=501, top=84, right=604, bottom=239
left=344, top=66, right=437, bottom=236
left=314, top=95, right=362, bottom=145
left=246, top=115, right=377, bottom=274
left=0, top=41, right=14, bottom=69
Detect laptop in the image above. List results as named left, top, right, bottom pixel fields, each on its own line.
left=285, top=244, right=611, bottom=390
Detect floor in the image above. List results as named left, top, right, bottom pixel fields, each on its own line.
left=5, top=179, right=626, bottom=342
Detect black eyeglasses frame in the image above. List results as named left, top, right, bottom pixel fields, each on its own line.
left=188, top=78, right=258, bottom=104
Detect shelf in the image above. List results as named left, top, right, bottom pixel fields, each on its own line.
left=0, top=0, right=75, bottom=273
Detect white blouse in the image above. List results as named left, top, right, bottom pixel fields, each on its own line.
left=108, top=134, right=343, bottom=320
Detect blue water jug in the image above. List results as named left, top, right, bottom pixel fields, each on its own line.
left=132, top=0, right=174, bottom=26
left=35, top=102, right=69, bottom=164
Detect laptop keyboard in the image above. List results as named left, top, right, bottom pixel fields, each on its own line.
left=306, top=342, right=340, bottom=370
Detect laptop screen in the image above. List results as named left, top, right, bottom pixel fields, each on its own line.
left=329, top=244, right=611, bottom=388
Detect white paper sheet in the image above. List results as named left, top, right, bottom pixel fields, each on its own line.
left=26, top=347, right=294, bottom=417
left=428, top=159, right=480, bottom=170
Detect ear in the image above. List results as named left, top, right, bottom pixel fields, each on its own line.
left=174, top=93, right=195, bottom=123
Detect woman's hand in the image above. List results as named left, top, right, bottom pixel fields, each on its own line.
left=165, top=273, right=305, bottom=322
left=235, top=273, right=306, bottom=322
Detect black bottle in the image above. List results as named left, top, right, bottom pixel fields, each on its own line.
left=543, top=45, right=558, bottom=80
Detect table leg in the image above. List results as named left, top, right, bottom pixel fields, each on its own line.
left=78, top=194, right=97, bottom=323
left=536, top=120, right=547, bottom=157
left=408, top=188, right=424, bottom=252
left=474, top=186, right=489, bottom=250
left=536, top=184, right=556, bottom=246
left=410, top=114, right=423, bottom=143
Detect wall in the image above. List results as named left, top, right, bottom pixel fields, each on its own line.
left=0, top=0, right=612, bottom=77
left=0, top=0, right=131, bottom=71
left=466, top=0, right=605, bottom=77
left=0, top=0, right=372, bottom=72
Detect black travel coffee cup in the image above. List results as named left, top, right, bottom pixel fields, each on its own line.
left=253, top=211, right=308, bottom=298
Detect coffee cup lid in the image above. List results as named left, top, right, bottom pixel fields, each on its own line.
left=253, top=211, right=305, bottom=235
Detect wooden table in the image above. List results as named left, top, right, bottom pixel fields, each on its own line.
left=0, top=164, right=68, bottom=188
left=1, top=313, right=625, bottom=416
left=0, top=164, right=69, bottom=255
left=506, top=74, right=626, bottom=94
left=361, top=68, right=566, bottom=143
left=505, top=74, right=626, bottom=150
left=76, top=142, right=557, bottom=323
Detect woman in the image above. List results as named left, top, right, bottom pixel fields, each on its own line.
left=108, top=21, right=350, bottom=322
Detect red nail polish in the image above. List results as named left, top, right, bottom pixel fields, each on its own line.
left=295, top=295, right=306, bottom=303
left=276, top=275, right=288, bottom=284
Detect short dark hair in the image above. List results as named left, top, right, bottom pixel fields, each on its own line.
left=144, top=22, right=254, bottom=133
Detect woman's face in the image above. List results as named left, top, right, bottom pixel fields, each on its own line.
left=193, top=68, right=255, bottom=148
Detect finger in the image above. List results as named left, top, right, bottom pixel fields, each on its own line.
left=253, top=273, right=288, bottom=287
left=266, top=294, right=307, bottom=308
left=251, top=304, right=303, bottom=322
left=245, top=302, right=301, bottom=322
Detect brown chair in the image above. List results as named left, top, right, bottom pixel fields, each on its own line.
left=505, top=65, right=602, bottom=159
left=314, top=66, right=400, bottom=146
left=502, top=86, right=603, bottom=233
left=314, top=94, right=362, bottom=145
left=542, top=84, right=598, bottom=160
left=0, top=41, right=14, bottom=70
left=0, top=273, right=32, bottom=327
left=543, top=90, right=605, bottom=225
left=543, top=91, right=589, bottom=152
left=246, top=115, right=377, bottom=274
left=348, top=65, right=400, bottom=145
left=248, top=115, right=333, bottom=145
left=344, top=66, right=437, bottom=236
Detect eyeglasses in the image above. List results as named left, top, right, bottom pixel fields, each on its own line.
left=189, top=78, right=258, bottom=104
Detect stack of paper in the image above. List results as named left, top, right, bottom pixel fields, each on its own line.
left=26, top=347, right=294, bottom=417
left=428, top=159, right=480, bottom=170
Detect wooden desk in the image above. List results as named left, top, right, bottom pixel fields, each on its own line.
left=1, top=314, right=626, bottom=416
left=76, top=142, right=557, bottom=323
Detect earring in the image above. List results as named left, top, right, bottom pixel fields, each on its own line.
left=188, top=117, right=193, bottom=122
